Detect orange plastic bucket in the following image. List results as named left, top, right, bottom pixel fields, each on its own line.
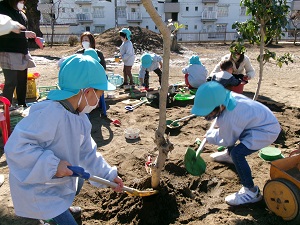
left=230, top=83, right=245, bottom=94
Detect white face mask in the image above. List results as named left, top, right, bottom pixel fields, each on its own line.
left=82, top=41, right=90, bottom=49
left=17, top=2, right=24, bottom=11
left=78, top=89, right=99, bottom=114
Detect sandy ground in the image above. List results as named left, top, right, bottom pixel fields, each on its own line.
left=0, top=43, right=299, bottom=225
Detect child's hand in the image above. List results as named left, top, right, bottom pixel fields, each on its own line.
left=55, top=160, right=73, bottom=177
left=113, top=176, right=124, bottom=192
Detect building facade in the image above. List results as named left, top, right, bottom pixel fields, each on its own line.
left=38, top=0, right=296, bottom=42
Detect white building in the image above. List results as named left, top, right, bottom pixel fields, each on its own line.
left=38, top=0, right=297, bottom=42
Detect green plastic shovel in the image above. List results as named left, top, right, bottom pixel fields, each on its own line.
left=184, top=118, right=217, bottom=176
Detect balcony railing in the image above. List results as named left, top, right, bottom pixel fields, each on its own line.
left=76, top=13, right=93, bottom=22
left=202, top=0, right=219, bottom=3
left=93, top=12, right=104, bottom=18
left=127, top=12, right=142, bottom=22
left=201, top=11, right=217, bottom=21
left=126, top=0, right=141, bottom=4
left=75, top=0, right=92, bottom=4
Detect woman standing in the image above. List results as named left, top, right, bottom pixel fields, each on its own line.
left=76, top=31, right=106, bottom=70
left=0, top=0, right=36, bottom=108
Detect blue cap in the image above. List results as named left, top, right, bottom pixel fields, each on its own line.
left=84, top=48, right=100, bottom=62
left=189, top=55, right=201, bottom=65
left=141, top=53, right=153, bottom=68
left=48, top=49, right=115, bottom=100
left=119, top=28, right=131, bottom=41
left=191, top=81, right=228, bottom=116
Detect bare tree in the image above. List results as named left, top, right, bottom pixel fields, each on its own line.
left=40, top=0, right=62, bottom=48
left=141, top=0, right=174, bottom=189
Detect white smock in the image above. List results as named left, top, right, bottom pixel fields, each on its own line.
left=182, top=63, right=208, bottom=88
left=138, top=54, right=162, bottom=79
left=206, top=93, right=281, bottom=150
left=5, top=100, right=118, bottom=220
left=119, top=40, right=135, bottom=66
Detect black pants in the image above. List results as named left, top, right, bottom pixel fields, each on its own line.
left=144, top=68, right=162, bottom=88
left=2, top=68, right=27, bottom=106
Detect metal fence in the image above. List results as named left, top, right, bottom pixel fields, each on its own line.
left=42, top=33, right=81, bottom=44
left=41, top=30, right=300, bottom=44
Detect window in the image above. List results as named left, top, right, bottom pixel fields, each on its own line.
left=186, top=7, right=189, bottom=11
left=216, top=24, right=227, bottom=32
left=82, top=8, right=89, bottom=13
left=155, top=7, right=158, bottom=11
left=207, top=25, right=213, bottom=32
left=240, top=6, right=246, bottom=16
left=61, top=8, right=65, bottom=13
left=207, top=7, right=214, bottom=12
left=194, top=25, right=197, bottom=30
left=93, top=7, right=104, bottom=18
left=215, top=24, right=227, bottom=38
left=117, top=7, right=126, bottom=18
left=94, top=26, right=105, bottom=33
left=155, top=26, right=157, bottom=30
left=41, top=13, right=51, bottom=23
left=71, top=8, right=74, bottom=13
left=218, top=6, right=228, bottom=17
left=86, top=26, right=90, bottom=32
left=195, top=6, right=198, bottom=11
left=146, top=25, right=149, bottom=29
left=185, top=25, right=188, bottom=30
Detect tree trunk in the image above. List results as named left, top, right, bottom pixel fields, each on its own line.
left=142, top=0, right=174, bottom=189
left=25, top=0, right=42, bottom=36
left=171, top=33, right=178, bottom=51
left=25, top=0, right=42, bottom=48
left=253, top=20, right=265, bottom=101
left=294, top=28, right=297, bottom=45
left=51, top=20, right=55, bottom=48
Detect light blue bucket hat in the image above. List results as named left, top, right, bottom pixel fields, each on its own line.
left=119, top=28, right=132, bottom=41
left=48, top=49, right=115, bottom=101
left=191, top=81, right=237, bottom=116
left=189, top=55, right=202, bottom=65
left=141, top=53, right=153, bottom=68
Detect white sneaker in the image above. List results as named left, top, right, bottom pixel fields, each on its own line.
left=210, top=149, right=234, bottom=164
left=225, top=186, right=263, bottom=206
